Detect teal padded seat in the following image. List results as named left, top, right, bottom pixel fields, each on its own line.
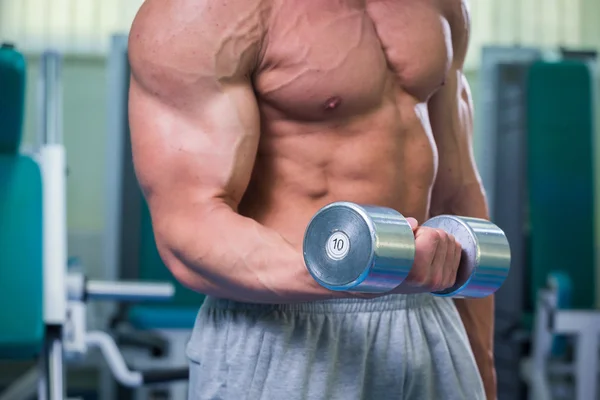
left=0, top=44, right=44, bottom=359
left=128, top=200, right=204, bottom=330
left=128, top=306, right=199, bottom=331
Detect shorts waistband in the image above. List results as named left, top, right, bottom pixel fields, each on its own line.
left=202, top=293, right=435, bottom=314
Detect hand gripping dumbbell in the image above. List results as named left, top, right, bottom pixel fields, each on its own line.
left=302, top=202, right=511, bottom=298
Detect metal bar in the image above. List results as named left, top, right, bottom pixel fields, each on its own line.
left=36, top=50, right=67, bottom=400
left=105, top=35, right=139, bottom=284
left=43, top=329, right=65, bottom=400
left=86, top=331, right=143, bottom=388
left=37, top=51, right=63, bottom=146
left=575, top=327, right=599, bottom=400
left=86, top=280, right=174, bottom=302
left=48, top=337, right=64, bottom=400
left=39, top=51, right=67, bottom=326
left=40, top=144, right=67, bottom=325
left=552, top=311, right=600, bottom=333
left=531, top=291, right=555, bottom=371
left=530, top=369, right=552, bottom=400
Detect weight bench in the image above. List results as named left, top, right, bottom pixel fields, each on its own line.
left=0, top=39, right=44, bottom=372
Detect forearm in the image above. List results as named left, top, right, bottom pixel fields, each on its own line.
left=433, top=183, right=497, bottom=399
left=156, top=202, right=342, bottom=304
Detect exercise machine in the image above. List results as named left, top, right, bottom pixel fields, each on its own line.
left=521, top=53, right=599, bottom=400
left=523, top=273, right=600, bottom=400
left=0, top=48, right=188, bottom=400
left=477, top=46, right=599, bottom=400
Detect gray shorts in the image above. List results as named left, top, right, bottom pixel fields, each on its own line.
left=186, top=294, right=485, bottom=400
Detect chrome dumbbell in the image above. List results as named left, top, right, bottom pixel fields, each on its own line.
left=303, top=202, right=511, bottom=298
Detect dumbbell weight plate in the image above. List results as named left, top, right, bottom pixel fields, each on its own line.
left=303, top=202, right=415, bottom=293
left=422, top=216, right=511, bottom=298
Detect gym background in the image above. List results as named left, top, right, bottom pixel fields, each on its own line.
left=1, top=0, right=599, bottom=399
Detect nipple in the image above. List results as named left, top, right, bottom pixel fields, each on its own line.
left=324, top=96, right=342, bottom=111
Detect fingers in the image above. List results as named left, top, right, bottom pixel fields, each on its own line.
left=429, top=230, right=448, bottom=290
left=405, top=226, right=462, bottom=291
left=436, top=232, right=461, bottom=291
left=439, top=234, right=460, bottom=291
left=405, top=217, right=418, bottom=231
left=405, top=227, right=438, bottom=286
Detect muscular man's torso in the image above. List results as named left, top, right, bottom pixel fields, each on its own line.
left=238, top=0, right=463, bottom=248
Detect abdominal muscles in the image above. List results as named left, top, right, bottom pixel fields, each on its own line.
left=238, top=98, right=437, bottom=249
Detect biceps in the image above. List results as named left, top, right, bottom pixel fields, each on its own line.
left=128, top=78, right=261, bottom=210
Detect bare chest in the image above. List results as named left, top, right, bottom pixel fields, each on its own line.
left=255, top=0, right=453, bottom=121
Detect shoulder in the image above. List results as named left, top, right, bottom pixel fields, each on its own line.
left=129, top=0, right=270, bottom=90
left=441, top=0, right=471, bottom=65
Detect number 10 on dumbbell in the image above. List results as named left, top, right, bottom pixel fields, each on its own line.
left=302, top=202, right=511, bottom=298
